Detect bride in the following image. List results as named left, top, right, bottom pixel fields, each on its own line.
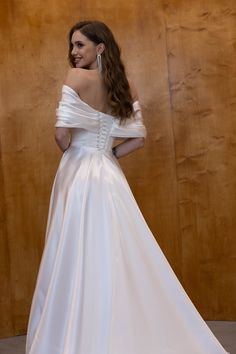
left=26, top=20, right=229, bottom=354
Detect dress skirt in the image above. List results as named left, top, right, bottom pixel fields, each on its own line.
left=26, top=144, right=229, bottom=354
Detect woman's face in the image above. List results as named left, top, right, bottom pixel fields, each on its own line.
left=71, top=30, right=100, bottom=70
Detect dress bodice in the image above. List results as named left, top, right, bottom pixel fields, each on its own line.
left=55, top=85, right=146, bottom=152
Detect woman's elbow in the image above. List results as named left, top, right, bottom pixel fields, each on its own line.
left=138, top=137, right=145, bottom=148
left=55, top=133, right=63, bottom=144
left=55, top=128, right=69, bottom=143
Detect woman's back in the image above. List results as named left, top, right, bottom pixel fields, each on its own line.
left=64, top=68, right=112, bottom=115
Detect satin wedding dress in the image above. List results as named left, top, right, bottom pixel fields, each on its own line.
left=26, top=84, right=229, bottom=354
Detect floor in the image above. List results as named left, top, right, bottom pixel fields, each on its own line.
left=0, top=321, right=235, bottom=354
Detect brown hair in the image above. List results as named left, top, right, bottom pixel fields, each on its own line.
left=68, top=20, right=134, bottom=121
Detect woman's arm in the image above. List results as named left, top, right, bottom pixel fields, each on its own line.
left=112, top=137, right=145, bottom=159
left=55, top=69, right=81, bottom=152
left=55, top=127, right=71, bottom=152
left=112, top=80, right=145, bottom=159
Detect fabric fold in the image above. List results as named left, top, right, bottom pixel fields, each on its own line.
left=55, top=85, right=147, bottom=139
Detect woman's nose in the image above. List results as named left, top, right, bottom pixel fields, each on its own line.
left=71, top=47, right=78, bottom=56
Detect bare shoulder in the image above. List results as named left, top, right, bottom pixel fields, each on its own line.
left=128, top=79, right=139, bottom=102
left=64, top=68, right=90, bottom=92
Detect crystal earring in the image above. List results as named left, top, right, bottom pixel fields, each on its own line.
left=96, top=53, right=102, bottom=74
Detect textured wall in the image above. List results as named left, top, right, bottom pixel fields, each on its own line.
left=0, top=0, right=236, bottom=337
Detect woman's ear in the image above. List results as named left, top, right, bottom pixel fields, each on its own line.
left=97, top=43, right=105, bottom=55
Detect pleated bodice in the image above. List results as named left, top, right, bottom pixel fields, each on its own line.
left=55, top=85, right=147, bottom=153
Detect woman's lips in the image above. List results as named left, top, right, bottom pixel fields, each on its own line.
left=74, top=58, right=82, bottom=67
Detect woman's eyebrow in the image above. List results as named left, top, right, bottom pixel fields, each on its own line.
left=71, top=40, right=84, bottom=45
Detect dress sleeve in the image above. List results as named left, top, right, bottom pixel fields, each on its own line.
left=55, top=86, right=99, bottom=132
left=111, top=101, right=147, bottom=138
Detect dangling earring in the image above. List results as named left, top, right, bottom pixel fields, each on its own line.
left=96, top=53, right=102, bottom=74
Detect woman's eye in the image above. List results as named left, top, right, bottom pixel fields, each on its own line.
left=71, top=43, right=84, bottom=50
left=76, top=43, right=83, bottom=48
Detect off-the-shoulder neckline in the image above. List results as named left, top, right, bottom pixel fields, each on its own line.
left=62, top=84, right=139, bottom=118
left=63, top=84, right=115, bottom=118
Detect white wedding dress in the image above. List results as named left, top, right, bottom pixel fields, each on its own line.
left=25, top=84, right=229, bottom=354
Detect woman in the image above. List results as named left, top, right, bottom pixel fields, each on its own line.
left=26, top=21, right=229, bottom=354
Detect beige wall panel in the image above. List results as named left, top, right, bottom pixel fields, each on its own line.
left=0, top=141, right=14, bottom=336
left=162, top=0, right=236, bottom=319
left=0, top=0, right=235, bottom=337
